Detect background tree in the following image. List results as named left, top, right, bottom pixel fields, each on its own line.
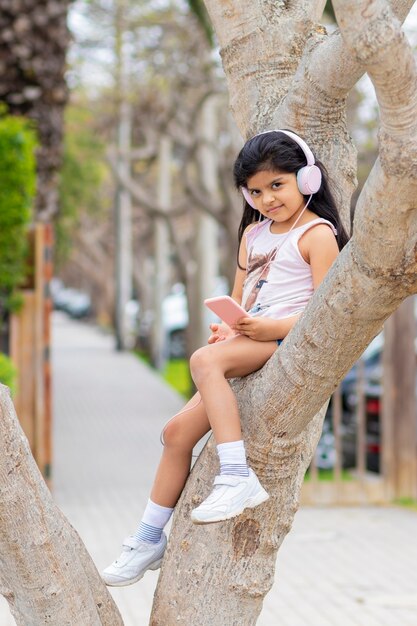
left=63, top=0, right=242, bottom=355
left=63, top=0, right=387, bottom=359
left=0, top=0, right=70, bottom=220
left=57, top=98, right=115, bottom=325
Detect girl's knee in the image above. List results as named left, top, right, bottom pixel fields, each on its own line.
left=189, top=346, right=216, bottom=383
left=162, top=417, right=193, bottom=450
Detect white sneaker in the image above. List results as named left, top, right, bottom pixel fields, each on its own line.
left=191, top=468, right=269, bottom=524
left=101, top=533, right=167, bottom=587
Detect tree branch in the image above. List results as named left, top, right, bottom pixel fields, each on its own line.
left=334, top=0, right=417, bottom=135
left=203, top=0, right=327, bottom=136
left=309, top=0, right=416, bottom=100
left=106, top=149, right=188, bottom=218
left=274, top=0, right=416, bottom=231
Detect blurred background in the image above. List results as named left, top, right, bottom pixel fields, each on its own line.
left=0, top=2, right=417, bottom=624
left=1, top=0, right=416, bottom=501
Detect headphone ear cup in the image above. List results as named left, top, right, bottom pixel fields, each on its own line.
left=241, top=187, right=257, bottom=209
left=297, top=165, right=322, bottom=195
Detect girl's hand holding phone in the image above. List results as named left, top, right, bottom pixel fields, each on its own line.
left=231, top=316, right=278, bottom=341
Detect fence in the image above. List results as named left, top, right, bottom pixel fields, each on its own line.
left=301, top=304, right=417, bottom=505
left=10, top=223, right=53, bottom=482
left=301, top=377, right=387, bottom=505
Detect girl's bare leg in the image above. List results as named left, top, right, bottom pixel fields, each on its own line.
left=150, top=392, right=210, bottom=508
left=189, top=335, right=277, bottom=444
left=150, top=336, right=276, bottom=506
left=102, top=397, right=211, bottom=586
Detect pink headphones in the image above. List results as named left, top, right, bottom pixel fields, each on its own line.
left=241, top=129, right=322, bottom=209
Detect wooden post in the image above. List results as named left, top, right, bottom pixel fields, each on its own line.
left=382, top=298, right=417, bottom=500
left=10, top=292, right=37, bottom=447
left=43, top=223, right=53, bottom=482
left=9, top=223, right=52, bottom=482
left=34, top=224, right=46, bottom=477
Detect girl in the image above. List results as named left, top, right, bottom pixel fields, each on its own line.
left=102, top=129, right=349, bottom=587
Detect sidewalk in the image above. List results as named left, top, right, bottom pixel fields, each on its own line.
left=1, top=313, right=417, bottom=625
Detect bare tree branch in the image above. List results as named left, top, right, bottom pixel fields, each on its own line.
left=203, top=0, right=327, bottom=135
left=183, top=159, right=226, bottom=221
left=309, top=0, right=416, bottom=100
left=331, top=0, right=417, bottom=275
left=106, top=149, right=189, bottom=218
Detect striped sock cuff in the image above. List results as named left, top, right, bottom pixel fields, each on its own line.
left=134, top=522, right=163, bottom=544
left=220, top=463, right=249, bottom=477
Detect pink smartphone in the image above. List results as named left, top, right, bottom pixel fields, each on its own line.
left=204, top=296, right=250, bottom=326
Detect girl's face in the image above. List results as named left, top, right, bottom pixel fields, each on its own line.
left=246, top=169, right=305, bottom=228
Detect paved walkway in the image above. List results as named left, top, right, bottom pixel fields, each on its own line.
left=1, top=313, right=417, bottom=625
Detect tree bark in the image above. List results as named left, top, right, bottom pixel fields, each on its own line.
left=151, top=1, right=417, bottom=623
left=0, top=385, right=124, bottom=625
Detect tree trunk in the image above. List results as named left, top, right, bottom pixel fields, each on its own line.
left=0, top=385, right=124, bottom=625
left=2, top=2, right=417, bottom=624
left=194, top=95, right=220, bottom=351
left=151, top=1, right=417, bottom=623
left=152, top=136, right=172, bottom=369
left=151, top=403, right=329, bottom=625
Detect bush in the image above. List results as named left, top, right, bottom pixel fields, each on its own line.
left=0, top=107, right=37, bottom=317
left=0, top=353, right=17, bottom=395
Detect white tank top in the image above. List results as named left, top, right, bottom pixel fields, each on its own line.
left=241, top=218, right=337, bottom=320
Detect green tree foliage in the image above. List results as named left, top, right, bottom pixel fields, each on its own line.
left=56, top=102, right=108, bottom=269
left=0, top=108, right=37, bottom=317
left=186, top=0, right=214, bottom=46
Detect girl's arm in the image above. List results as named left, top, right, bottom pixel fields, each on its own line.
left=299, top=223, right=339, bottom=289
left=231, top=313, right=301, bottom=342
left=230, top=222, right=256, bottom=302
left=233, top=224, right=339, bottom=342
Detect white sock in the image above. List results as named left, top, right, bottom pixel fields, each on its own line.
left=217, top=440, right=249, bottom=477
left=133, top=499, right=174, bottom=544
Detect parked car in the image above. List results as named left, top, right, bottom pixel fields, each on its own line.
left=138, top=278, right=229, bottom=359
left=162, top=284, right=189, bottom=359
left=317, top=334, right=383, bottom=472
left=51, top=279, right=92, bottom=319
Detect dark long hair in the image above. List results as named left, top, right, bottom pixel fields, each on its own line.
left=233, top=130, right=349, bottom=262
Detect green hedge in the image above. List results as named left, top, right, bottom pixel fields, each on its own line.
left=0, top=353, right=17, bottom=395
left=0, top=107, right=37, bottom=316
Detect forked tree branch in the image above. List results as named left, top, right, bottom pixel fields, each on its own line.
left=309, top=0, right=416, bottom=100
left=332, top=0, right=417, bottom=274
left=203, top=0, right=327, bottom=136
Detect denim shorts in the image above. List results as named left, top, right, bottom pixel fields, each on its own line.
left=276, top=339, right=283, bottom=346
